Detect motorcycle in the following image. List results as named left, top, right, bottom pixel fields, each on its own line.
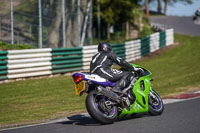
left=72, top=64, right=164, bottom=124
left=193, top=8, right=200, bottom=21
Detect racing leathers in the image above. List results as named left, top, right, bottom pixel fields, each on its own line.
left=90, top=50, right=136, bottom=94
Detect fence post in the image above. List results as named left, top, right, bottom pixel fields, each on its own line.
left=62, top=0, right=66, bottom=48
left=38, top=0, right=43, bottom=48
left=81, top=0, right=91, bottom=46
left=97, top=0, right=101, bottom=43
left=89, top=0, right=93, bottom=45
left=10, top=0, right=14, bottom=44
left=77, top=0, right=81, bottom=46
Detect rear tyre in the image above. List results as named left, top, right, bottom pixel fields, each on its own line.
left=86, top=90, right=118, bottom=124
left=148, top=89, right=164, bottom=116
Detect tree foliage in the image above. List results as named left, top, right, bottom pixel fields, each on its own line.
left=99, top=0, right=133, bottom=24
left=93, top=0, right=142, bottom=40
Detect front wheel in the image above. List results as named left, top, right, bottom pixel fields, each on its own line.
left=148, top=89, right=164, bottom=116
left=86, top=90, right=118, bottom=124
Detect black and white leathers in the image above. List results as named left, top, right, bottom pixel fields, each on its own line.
left=90, top=50, right=135, bottom=92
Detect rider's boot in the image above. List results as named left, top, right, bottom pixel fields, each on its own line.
left=119, top=97, right=131, bottom=111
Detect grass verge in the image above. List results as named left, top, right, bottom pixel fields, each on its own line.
left=0, top=41, right=33, bottom=50
left=0, top=76, right=86, bottom=127
left=0, top=34, right=200, bottom=128
left=135, top=34, right=200, bottom=96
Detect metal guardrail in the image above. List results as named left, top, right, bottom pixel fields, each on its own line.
left=51, top=48, right=83, bottom=74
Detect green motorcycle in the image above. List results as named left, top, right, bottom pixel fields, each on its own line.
left=72, top=64, right=164, bottom=124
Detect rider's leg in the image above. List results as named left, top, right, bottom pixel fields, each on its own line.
left=112, top=72, right=135, bottom=94
left=95, top=68, right=135, bottom=94
left=112, top=75, right=128, bottom=94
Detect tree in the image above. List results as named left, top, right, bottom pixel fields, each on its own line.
left=47, top=0, right=62, bottom=48
left=164, top=0, right=193, bottom=15
left=100, top=0, right=115, bottom=40
left=144, top=0, right=162, bottom=14
left=145, top=0, right=149, bottom=16
left=97, top=0, right=137, bottom=40
left=115, top=0, right=135, bottom=40
left=145, top=0, right=192, bottom=15
left=157, top=0, right=162, bottom=14
left=164, top=0, right=168, bottom=15
left=47, top=0, right=88, bottom=48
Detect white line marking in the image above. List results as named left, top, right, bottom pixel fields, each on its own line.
left=163, top=99, right=185, bottom=104
left=194, top=90, right=200, bottom=94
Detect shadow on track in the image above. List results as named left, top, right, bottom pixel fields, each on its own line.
left=57, top=114, right=100, bottom=126
left=57, top=113, right=149, bottom=126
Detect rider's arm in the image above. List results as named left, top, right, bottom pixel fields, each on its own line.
left=109, top=51, right=135, bottom=71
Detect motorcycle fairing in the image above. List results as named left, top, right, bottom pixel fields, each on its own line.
left=118, top=64, right=152, bottom=118
left=72, top=72, right=116, bottom=87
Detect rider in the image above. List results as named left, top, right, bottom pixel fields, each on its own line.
left=90, top=42, right=143, bottom=97
left=195, top=8, right=200, bottom=17
left=193, top=8, right=200, bottom=20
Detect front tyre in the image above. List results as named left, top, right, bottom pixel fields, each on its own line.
left=148, top=89, right=164, bottom=116
left=86, top=90, right=118, bottom=124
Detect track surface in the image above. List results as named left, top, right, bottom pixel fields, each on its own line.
left=151, top=16, right=200, bottom=36
left=1, top=97, right=200, bottom=133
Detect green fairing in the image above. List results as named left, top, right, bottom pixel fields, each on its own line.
left=118, top=64, right=153, bottom=118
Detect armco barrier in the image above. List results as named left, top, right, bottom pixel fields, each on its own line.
left=166, top=29, right=174, bottom=46
left=0, top=51, right=8, bottom=80
left=0, top=29, right=174, bottom=81
left=141, top=36, right=150, bottom=56
left=150, top=32, right=159, bottom=53
left=160, top=31, right=166, bottom=48
left=82, top=45, right=98, bottom=70
left=125, top=39, right=141, bottom=62
left=51, top=48, right=82, bottom=74
left=6, top=49, right=52, bottom=79
left=112, top=43, right=126, bottom=60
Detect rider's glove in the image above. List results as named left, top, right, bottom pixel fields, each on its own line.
left=134, top=67, right=144, bottom=74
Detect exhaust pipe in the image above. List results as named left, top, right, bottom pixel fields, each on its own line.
left=97, top=86, right=120, bottom=103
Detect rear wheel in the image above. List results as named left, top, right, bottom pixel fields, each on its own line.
left=148, top=89, right=164, bottom=115
left=86, top=90, right=118, bottom=124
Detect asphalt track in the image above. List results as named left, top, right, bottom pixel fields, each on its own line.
left=1, top=97, right=200, bottom=133
left=151, top=16, right=200, bottom=36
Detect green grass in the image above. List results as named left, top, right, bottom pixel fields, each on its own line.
left=136, top=34, right=200, bottom=96
left=0, top=41, right=33, bottom=50
left=0, top=34, right=200, bottom=127
left=0, top=77, right=86, bottom=127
